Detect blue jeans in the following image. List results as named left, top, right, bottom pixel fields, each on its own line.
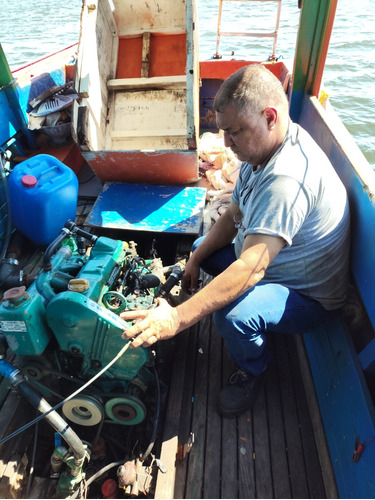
left=192, top=236, right=336, bottom=376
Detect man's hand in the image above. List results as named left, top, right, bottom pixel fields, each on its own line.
left=181, top=255, right=201, bottom=294
left=120, top=298, right=180, bottom=348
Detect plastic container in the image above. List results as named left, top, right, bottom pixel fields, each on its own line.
left=8, top=154, right=78, bottom=245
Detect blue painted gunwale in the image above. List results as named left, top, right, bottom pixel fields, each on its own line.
left=299, top=95, right=375, bottom=499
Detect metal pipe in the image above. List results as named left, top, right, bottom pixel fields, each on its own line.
left=0, top=358, right=87, bottom=474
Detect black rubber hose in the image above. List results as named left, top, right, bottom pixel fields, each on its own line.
left=64, top=219, right=98, bottom=243
left=156, top=265, right=184, bottom=298
left=0, top=231, right=37, bottom=290
left=42, top=228, right=70, bottom=271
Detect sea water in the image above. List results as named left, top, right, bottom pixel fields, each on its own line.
left=0, top=0, right=374, bottom=167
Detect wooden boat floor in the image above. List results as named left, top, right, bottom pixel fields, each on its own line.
left=156, top=311, right=337, bottom=499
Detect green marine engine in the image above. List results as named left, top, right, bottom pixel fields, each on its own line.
left=0, top=222, right=180, bottom=428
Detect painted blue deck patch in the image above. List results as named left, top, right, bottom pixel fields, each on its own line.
left=87, top=183, right=207, bottom=234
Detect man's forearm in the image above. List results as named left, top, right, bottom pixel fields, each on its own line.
left=176, top=248, right=264, bottom=331
left=176, top=233, right=284, bottom=333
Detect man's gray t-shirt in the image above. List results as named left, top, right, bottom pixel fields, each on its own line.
left=232, top=122, right=350, bottom=310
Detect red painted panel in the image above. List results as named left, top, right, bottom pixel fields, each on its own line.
left=116, top=34, right=186, bottom=79
left=149, top=34, right=186, bottom=77
left=199, top=60, right=285, bottom=80
left=83, top=150, right=199, bottom=185
left=116, top=37, right=143, bottom=78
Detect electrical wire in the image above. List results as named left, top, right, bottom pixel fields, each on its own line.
left=24, top=413, right=39, bottom=498
left=0, top=340, right=133, bottom=446
left=140, top=364, right=161, bottom=462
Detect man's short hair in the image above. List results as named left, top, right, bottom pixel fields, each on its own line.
left=214, top=64, right=288, bottom=117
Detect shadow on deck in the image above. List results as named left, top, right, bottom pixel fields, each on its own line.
left=155, top=312, right=337, bottom=499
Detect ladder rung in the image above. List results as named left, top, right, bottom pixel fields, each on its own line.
left=215, top=0, right=282, bottom=59
left=219, top=31, right=277, bottom=38
left=220, top=0, right=281, bottom=2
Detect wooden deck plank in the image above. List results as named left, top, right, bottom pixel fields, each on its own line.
left=221, top=349, right=239, bottom=499
left=156, top=314, right=330, bottom=499
left=287, top=335, right=326, bottom=498
left=154, top=331, right=190, bottom=499
left=274, top=334, right=310, bottom=499
left=266, top=343, right=292, bottom=499
left=237, top=409, right=255, bottom=499
left=174, top=325, right=198, bottom=499
left=185, top=316, right=210, bottom=499
left=203, top=318, right=223, bottom=499
left=253, top=385, right=273, bottom=498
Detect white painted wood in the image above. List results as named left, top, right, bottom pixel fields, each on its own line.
left=110, top=135, right=188, bottom=150
left=110, top=129, right=187, bottom=138
left=112, top=90, right=187, bottom=132
left=107, top=76, right=187, bottom=90
left=73, top=0, right=118, bottom=150
left=186, top=0, right=200, bottom=143
left=111, top=0, right=187, bottom=36
left=73, top=0, right=199, bottom=162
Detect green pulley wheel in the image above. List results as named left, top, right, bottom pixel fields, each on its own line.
left=104, top=395, right=147, bottom=425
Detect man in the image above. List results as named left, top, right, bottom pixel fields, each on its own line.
left=121, top=64, right=350, bottom=417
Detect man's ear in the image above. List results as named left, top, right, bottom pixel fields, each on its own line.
left=264, top=107, right=277, bottom=128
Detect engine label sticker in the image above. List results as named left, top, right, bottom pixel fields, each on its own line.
left=0, top=321, right=27, bottom=332
left=87, top=298, right=129, bottom=331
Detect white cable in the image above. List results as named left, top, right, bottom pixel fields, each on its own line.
left=0, top=340, right=133, bottom=446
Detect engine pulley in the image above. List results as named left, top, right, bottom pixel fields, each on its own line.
left=62, top=394, right=104, bottom=426
left=104, top=395, right=146, bottom=425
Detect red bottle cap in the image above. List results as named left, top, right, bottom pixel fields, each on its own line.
left=21, top=174, right=37, bottom=187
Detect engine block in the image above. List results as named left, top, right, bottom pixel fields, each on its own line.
left=0, top=230, right=171, bottom=426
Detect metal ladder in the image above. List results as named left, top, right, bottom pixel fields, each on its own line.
left=214, top=0, right=282, bottom=60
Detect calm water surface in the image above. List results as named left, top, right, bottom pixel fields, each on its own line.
left=1, top=0, right=374, bottom=166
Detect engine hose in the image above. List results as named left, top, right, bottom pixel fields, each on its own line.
left=64, top=219, right=98, bottom=243
left=156, top=264, right=184, bottom=298
left=42, top=227, right=71, bottom=271
left=0, top=340, right=133, bottom=447
left=0, top=231, right=38, bottom=290
left=0, top=358, right=87, bottom=474
left=36, top=245, right=73, bottom=303
left=81, top=460, right=125, bottom=489
left=68, top=459, right=127, bottom=499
